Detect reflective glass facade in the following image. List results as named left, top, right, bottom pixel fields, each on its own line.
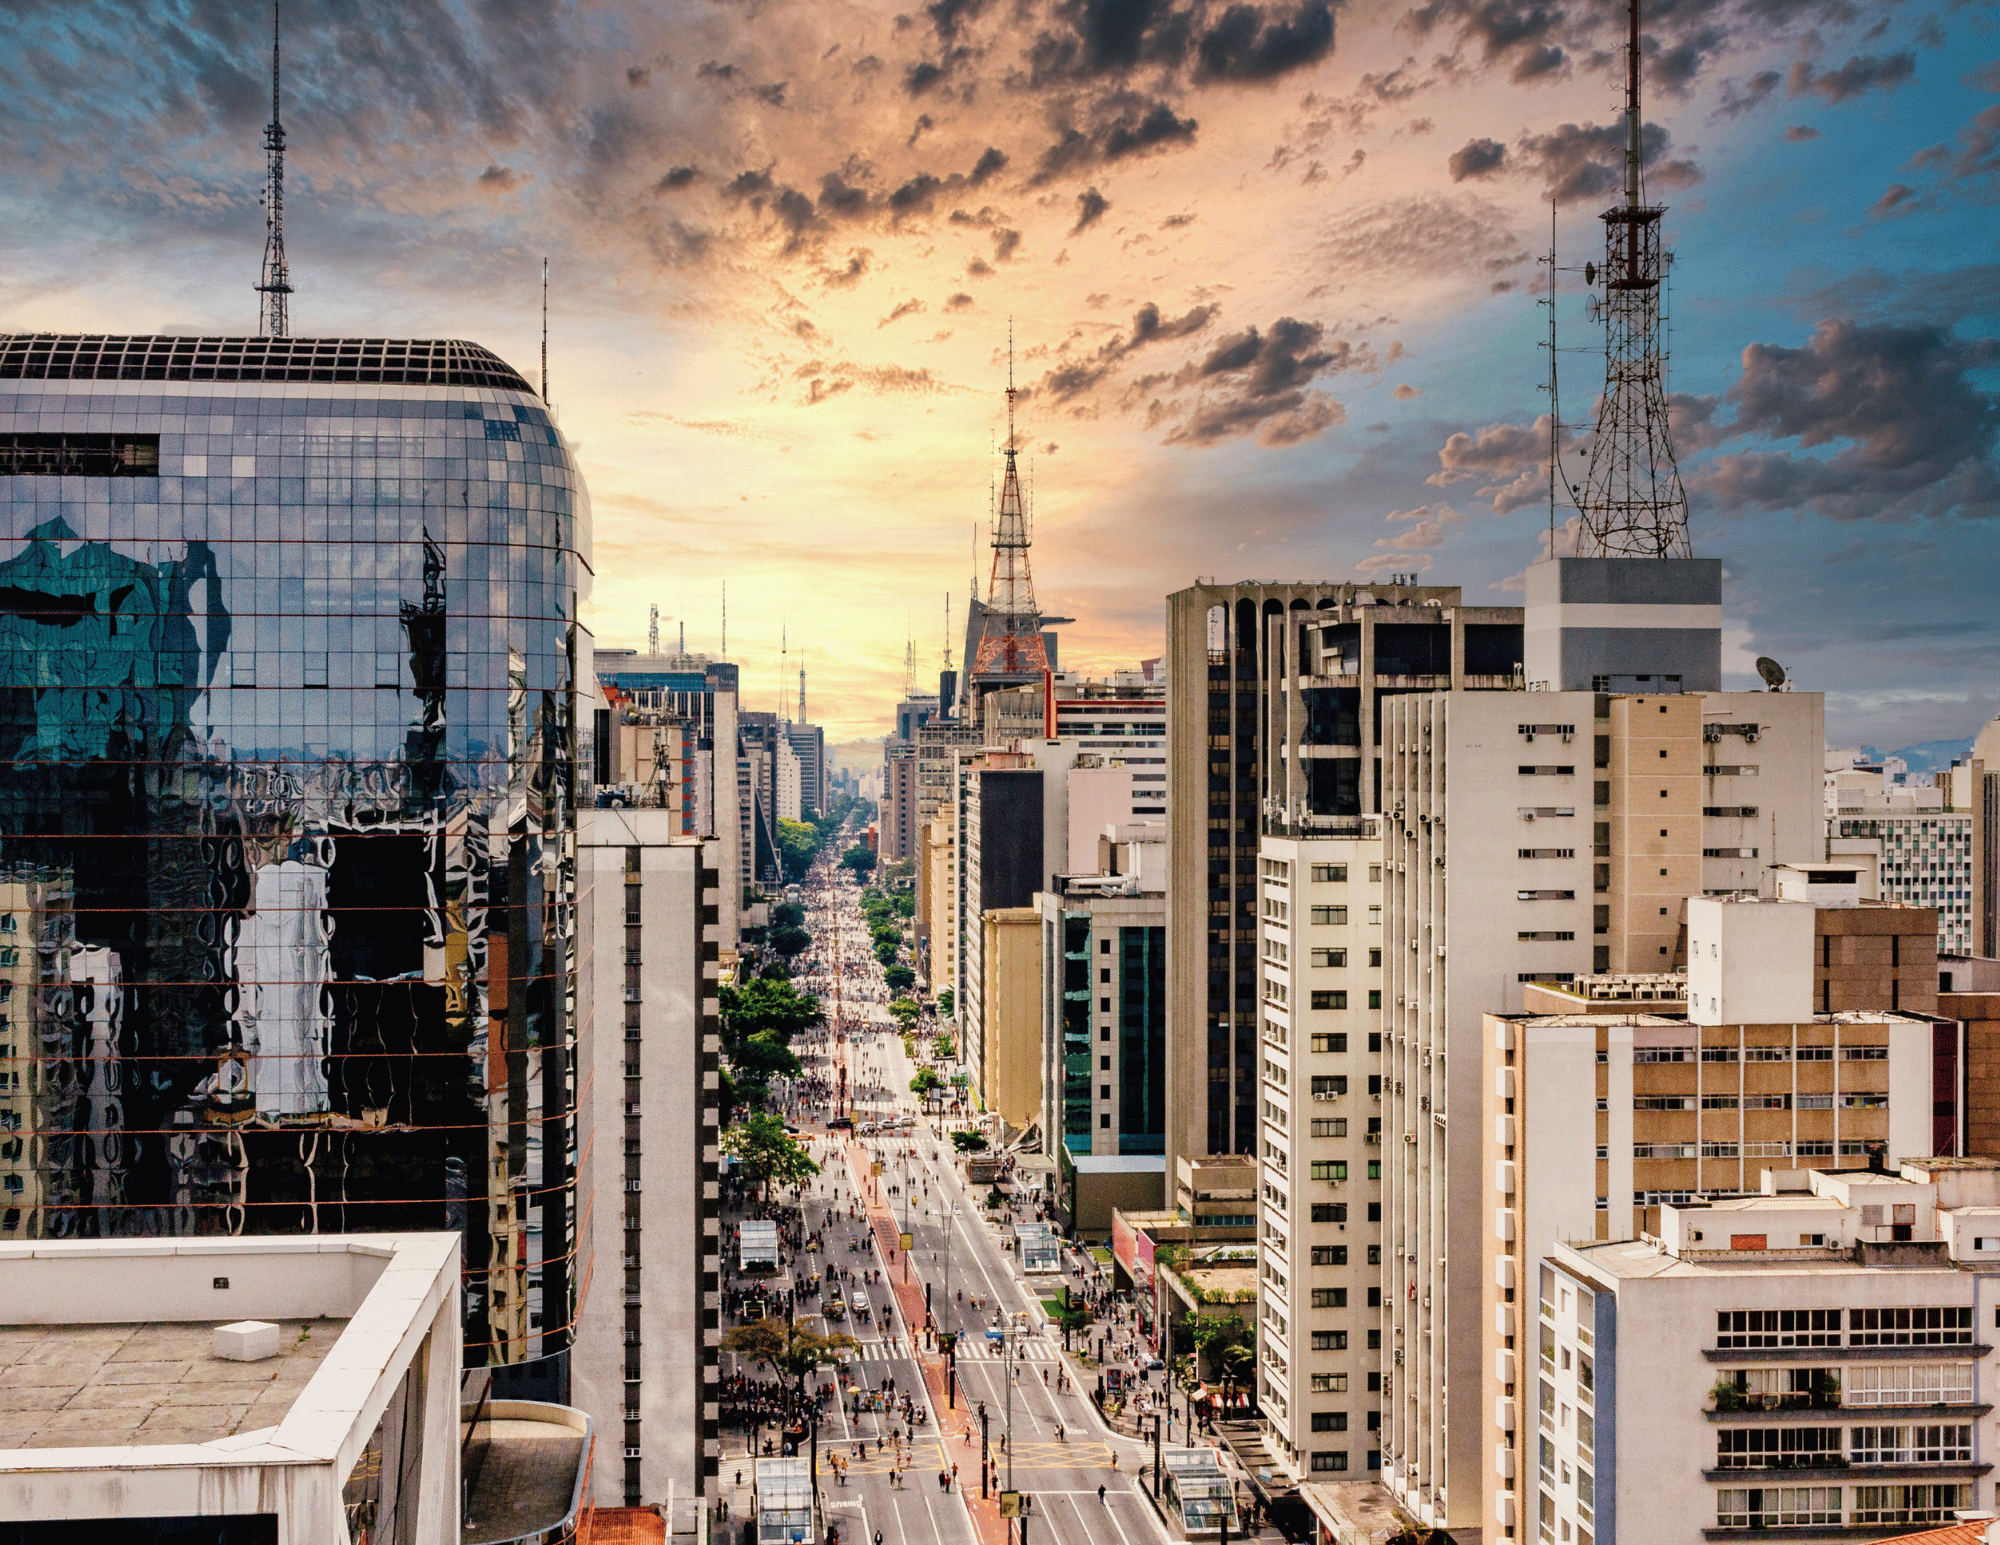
left=0, top=336, right=589, bottom=1374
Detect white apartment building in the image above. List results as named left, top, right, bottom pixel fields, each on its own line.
left=1543, top=1159, right=2000, bottom=1545
left=1255, top=830, right=1386, bottom=1484
left=574, top=809, right=723, bottom=1507
left=1829, top=786, right=1978, bottom=956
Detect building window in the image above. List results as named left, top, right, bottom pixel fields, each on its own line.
left=1310, top=1245, right=1346, bottom=1264
left=1715, top=1310, right=1842, bottom=1349
left=1311, top=865, right=1347, bottom=882
left=1850, top=1485, right=1970, bottom=1525
left=1311, top=1412, right=1348, bottom=1431
left=1850, top=1426, right=1972, bottom=1465
left=1847, top=1307, right=1972, bottom=1346
left=1716, top=1428, right=1842, bottom=1469
left=1310, top=1210, right=1346, bottom=1229
left=1716, top=1489, right=1844, bottom=1528
left=1311, top=1033, right=1347, bottom=1053
left=1312, top=948, right=1347, bottom=968
left=1310, top=1161, right=1348, bottom=1182
left=1310, top=1118, right=1346, bottom=1138
left=1310, top=1452, right=1348, bottom=1472
left=1367, top=991, right=1381, bottom=1009
left=1310, top=1373, right=1348, bottom=1392
left=1311, top=906, right=1349, bottom=926
left=1846, top=1364, right=1974, bottom=1406
left=1311, top=991, right=1348, bottom=1010
left=1311, top=1331, right=1347, bottom=1350
left=1311, top=1289, right=1348, bottom=1308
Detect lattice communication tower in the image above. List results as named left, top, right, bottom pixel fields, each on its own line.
left=256, top=2, right=293, bottom=338
left=1575, top=0, right=1690, bottom=559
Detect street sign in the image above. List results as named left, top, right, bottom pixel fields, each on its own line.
left=999, top=1492, right=1022, bottom=1519
left=899, top=1232, right=914, bottom=1250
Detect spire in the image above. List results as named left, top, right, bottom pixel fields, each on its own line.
left=970, top=327, right=1049, bottom=679
left=943, top=592, right=953, bottom=673
left=1573, top=0, right=1691, bottom=560
left=540, top=256, right=549, bottom=403
left=255, top=1, right=293, bottom=338
left=799, top=649, right=808, bottom=725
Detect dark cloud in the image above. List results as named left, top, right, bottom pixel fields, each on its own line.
left=1072, top=186, right=1111, bottom=232
left=477, top=163, right=529, bottom=194
left=1448, top=137, right=1507, bottom=180
left=1716, top=70, right=1781, bottom=118
left=1787, top=52, right=1916, bottom=104
left=1191, top=3, right=1337, bottom=84
left=1031, top=98, right=1199, bottom=183
left=969, top=146, right=1009, bottom=183
left=1407, top=0, right=1568, bottom=86
left=1514, top=119, right=1700, bottom=203
left=697, top=61, right=739, bottom=81
left=878, top=298, right=926, bottom=326
left=821, top=249, right=871, bottom=287
left=1783, top=124, right=1820, bottom=141
left=944, top=292, right=976, bottom=311
left=1901, top=104, right=2000, bottom=187
left=656, top=165, right=702, bottom=191
left=627, top=66, right=652, bottom=88
left=1041, top=300, right=1220, bottom=400
left=1694, top=319, right=2000, bottom=521
left=993, top=228, right=1022, bottom=260
left=721, top=146, right=1017, bottom=250
left=1166, top=317, right=1351, bottom=446
left=1023, top=0, right=1197, bottom=82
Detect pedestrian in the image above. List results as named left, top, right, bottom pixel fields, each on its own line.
left=1098, top=1484, right=1107, bottom=1504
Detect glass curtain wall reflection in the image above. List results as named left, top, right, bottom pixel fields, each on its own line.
left=0, top=335, right=588, bottom=1377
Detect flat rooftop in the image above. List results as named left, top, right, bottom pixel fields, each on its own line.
left=0, top=1317, right=344, bottom=1448
left=1565, top=1238, right=1966, bottom=1282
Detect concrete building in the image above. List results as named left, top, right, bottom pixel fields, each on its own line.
left=0, top=1233, right=573, bottom=1542
left=1254, top=829, right=1388, bottom=1485
left=1165, top=580, right=1524, bottom=1176
left=954, top=754, right=1045, bottom=1095
left=1830, top=785, right=1979, bottom=958
left=595, top=650, right=744, bottom=943
left=574, top=809, right=722, bottom=1506
left=786, top=721, right=828, bottom=817
left=883, top=744, right=919, bottom=863
left=1523, top=556, right=1723, bottom=694
left=981, top=906, right=1042, bottom=1133
left=1543, top=1159, right=2000, bottom=1545
left=1039, top=827, right=1170, bottom=1224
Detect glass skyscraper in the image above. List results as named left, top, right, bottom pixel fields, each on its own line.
left=0, top=334, right=588, bottom=1383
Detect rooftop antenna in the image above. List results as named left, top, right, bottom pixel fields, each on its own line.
left=1541, top=197, right=1560, bottom=558
left=799, top=648, right=808, bottom=725
left=255, top=0, right=293, bottom=337
left=943, top=592, right=954, bottom=673
left=540, top=257, right=549, bottom=403
left=1575, top=0, right=1691, bottom=559
left=780, top=619, right=789, bottom=720
left=648, top=604, right=660, bottom=656
left=903, top=626, right=917, bottom=699
left=678, top=614, right=685, bottom=654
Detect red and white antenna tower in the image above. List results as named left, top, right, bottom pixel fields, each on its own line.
left=1575, top=0, right=1691, bottom=559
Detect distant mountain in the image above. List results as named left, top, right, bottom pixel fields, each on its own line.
left=1857, top=737, right=1976, bottom=775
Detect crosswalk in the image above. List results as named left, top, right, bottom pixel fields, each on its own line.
left=952, top=1335, right=1058, bottom=1362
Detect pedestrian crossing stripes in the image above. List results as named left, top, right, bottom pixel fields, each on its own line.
left=952, top=1337, right=1058, bottom=1361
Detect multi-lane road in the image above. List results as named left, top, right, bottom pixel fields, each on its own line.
left=718, top=863, right=1269, bottom=1545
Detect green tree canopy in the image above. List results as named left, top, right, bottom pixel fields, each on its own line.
left=733, top=1031, right=803, bottom=1084
left=888, top=997, right=921, bottom=1029
left=721, top=1114, right=821, bottom=1196
left=884, top=963, right=915, bottom=992
left=769, top=924, right=812, bottom=959
left=937, top=988, right=955, bottom=1020
left=771, top=902, right=806, bottom=929
left=841, top=845, right=878, bottom=876
left=910, top=1068, right=944, bottom=1096
left=951, top=1130, right=989, bottom=1153
left=932, top=1033, right=955, bottom=1060
left=720, top=980, right=823, bottom=1055
left=776, top=818, right=822, bottom=881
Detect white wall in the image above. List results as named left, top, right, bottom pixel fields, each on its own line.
left=1686, top=899, right=1814, bottom=1025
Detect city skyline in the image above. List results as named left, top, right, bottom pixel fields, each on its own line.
left=1, top=0, right=1993, bottom=752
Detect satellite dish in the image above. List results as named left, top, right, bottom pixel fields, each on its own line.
left=1755, top=657, right=1788, bottom=692
left=1584, top=261, right=1597, bottom=286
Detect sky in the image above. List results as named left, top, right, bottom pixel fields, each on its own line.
left=1, top=0, right=1995, bottom=761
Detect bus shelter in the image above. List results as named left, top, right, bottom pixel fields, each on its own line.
left=1014, top=1221, right=1061, bottom=1274
left=740, top=1220, right=781, bottom=1277
left=754, top=1456, right=813, bottom=1544
left=1161, top=1448, right=1241, bottom=1538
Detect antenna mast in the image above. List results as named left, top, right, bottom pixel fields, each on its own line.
left=943, top=592, right=953, bottom=673
left=255, top=0, right=293, bottom=337
left=721, top=581, right=727, bottom=660
left=648, top=604, right=659, bottom=656
left=799, top=649, right=808, bottom=725
left=540, top=257, right=549, bottom=403
left=1574, top=0, right=1690, bottom=559
left=970, top=324, right=1044, bottom=676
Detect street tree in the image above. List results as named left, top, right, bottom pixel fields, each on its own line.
left=950, top=1129, right=988, bottom=1153
left=721, top=1316, right=857, bottom=1486
left=721, top=1113, right=820, bottom=1199
left=841, top=845, right=878, bottom=876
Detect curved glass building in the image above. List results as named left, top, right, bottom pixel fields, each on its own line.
left=0, top=334, right=589, bottom=1379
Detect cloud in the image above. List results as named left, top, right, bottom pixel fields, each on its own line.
left=1783, top=124, right=1820, bottom=142
left=1072, top=187, right=1111, bottom=233
left=1716, top=70, right=1781, bottom=119
left=1165, top=317, right=1351, bottom=446
left=1787, top=52, right=1917, bottom=104
left=1448, top=137, right=1507, bottom=180
left=993, top=228, right=1022, bottom=261
left=477, top=163, right=529, bottom=194
left=1191, top=3, right=1338, bottom=84
left=821, top=249, right=872, bottom=287
left=878, top=298, right=926, bottom=326
left=1374, top=502, right=1465, bottom=550
left=1692, top=319, right=2000, bottom=521
left=1515, top=119, right=1700, bottom=203
left=1392, top=383, right=1422, bottom=399
left=1427, top=414, right=1553, bottom=512
left=944, top=292, right=976, bottom=311
left=1314, top=194, right=1530, bottom=281
left=655, top=165, right=701, bottom=191
left=1355, top=552, right=1434, bottom=574
left=1032, top=100, right=1199, bottom=183
left=1040, top=300, right=1221, bottom=401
